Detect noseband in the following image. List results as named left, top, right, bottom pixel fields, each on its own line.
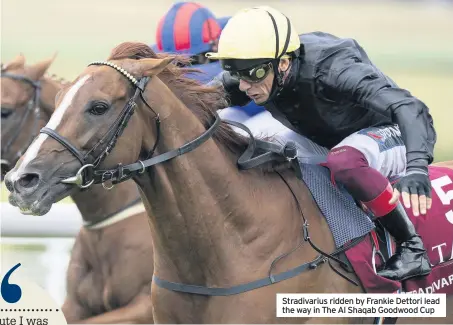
left=1, top=72, right=42, bottom=163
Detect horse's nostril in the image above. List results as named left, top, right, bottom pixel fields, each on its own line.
left=17, top=173, right=40, bottom=189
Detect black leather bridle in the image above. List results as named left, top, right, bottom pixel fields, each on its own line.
left=40, top=61, right=223, bottom=189
left=1, top=72, right=42, bottom=165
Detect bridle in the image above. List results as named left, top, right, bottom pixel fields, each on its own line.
left=1, top=72, right=42, bottom=165
left=42, top=60, right=363, bottom=294
left=40, top=60, right=223, bottom=189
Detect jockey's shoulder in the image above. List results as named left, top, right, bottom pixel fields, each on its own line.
left=299, top=32, right=372, bottom=69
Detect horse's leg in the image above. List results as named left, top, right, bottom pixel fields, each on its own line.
left=62, top=236, right=93, bottom=322
left=75, top=289, right=153, bottom=324
left=62, top=297, right=91, bottom=324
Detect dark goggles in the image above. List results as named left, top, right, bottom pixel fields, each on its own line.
left=230, top=62, right=273, bottom=83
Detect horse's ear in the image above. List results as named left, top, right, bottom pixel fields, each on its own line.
left=140, top=57, right=174, bottom=77
left=25, top=54, right=56, bottom=80
left=3, top=53, right=26, bottom=70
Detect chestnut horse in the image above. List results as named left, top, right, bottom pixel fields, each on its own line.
left=1, top=54, right=154, bottom=324
left=4, top=44, right=453, bottom=323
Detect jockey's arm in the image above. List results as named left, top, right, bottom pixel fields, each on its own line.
left=316, top=48, right=437, bottom=173
left=208, top=71, right=251, bottom=107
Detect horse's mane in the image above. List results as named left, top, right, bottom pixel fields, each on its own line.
left=107, top=42, right=250, bottom=154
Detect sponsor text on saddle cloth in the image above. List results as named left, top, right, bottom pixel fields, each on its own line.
left=220, top=107, right=453, bottom=294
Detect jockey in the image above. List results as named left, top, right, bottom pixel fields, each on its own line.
left=152, top=1, right=225, bottom=83
left=152, top=1, right=265, bottom=117
left=206, top=6, right=436, bottom=282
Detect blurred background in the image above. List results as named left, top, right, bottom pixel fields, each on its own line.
left=1, top=0, right=453, bottom=306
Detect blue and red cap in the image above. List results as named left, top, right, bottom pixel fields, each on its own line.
left=154, top=2, right=228, bottom=55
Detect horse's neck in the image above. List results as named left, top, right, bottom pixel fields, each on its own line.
left=134, top=80, right=311, bottom=284
left=70, top=181, right=141, bottom=224
left=433, top=161, right=453, bottom=170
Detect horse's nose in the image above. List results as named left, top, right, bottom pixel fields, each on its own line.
left=4, top=173, right=14, bottom=192
left=11, top=172, right=41, bottom=194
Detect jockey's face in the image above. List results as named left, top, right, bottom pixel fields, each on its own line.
left=238, top=58, right=290, bottom=105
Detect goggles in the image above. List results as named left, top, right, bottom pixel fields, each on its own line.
left=230, top=62, right=273, bottom=83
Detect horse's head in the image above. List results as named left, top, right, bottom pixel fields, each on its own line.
left=4, top=43, right=177, bottom=215
left=1, top=54, right=55, bottom=179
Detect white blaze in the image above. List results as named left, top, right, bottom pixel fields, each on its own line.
left=11, top=74, right=90, bottom=181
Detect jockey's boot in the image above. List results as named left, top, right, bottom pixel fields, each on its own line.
left=377, top=203, right=432, bottom=281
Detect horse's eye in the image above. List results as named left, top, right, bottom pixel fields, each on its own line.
left=89, top=102, right=109, bottom=115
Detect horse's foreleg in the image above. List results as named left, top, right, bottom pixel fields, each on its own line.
left=62, top=296, right=92, bottom=324
left=75, top=291, right=154, bottom=324
left=62, top=235, right=93, bottom=323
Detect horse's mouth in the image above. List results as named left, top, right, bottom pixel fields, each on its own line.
left=1, top=159, right=11, bottom=181
left=9, top=188, right=51, bottom=216
left=8, top=182, right=73, bottom=216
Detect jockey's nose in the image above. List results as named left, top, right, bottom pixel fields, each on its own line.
left=8, top=172, right=41, bottom=194
left=239, top=79, right=252, bottom=91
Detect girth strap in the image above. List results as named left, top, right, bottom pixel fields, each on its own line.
left=153, top=254, right=326, bottom=296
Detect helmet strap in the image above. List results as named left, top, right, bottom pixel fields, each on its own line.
left=256, top=9, right=292, bottom=106
left=255, top=59, right=282, bottom=106
left=247, top=8, right=295, bottom=106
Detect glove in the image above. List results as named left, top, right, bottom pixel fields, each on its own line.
left=395, top=167, right=431, bottom=198
left=394, top=166, right=432, bottom=216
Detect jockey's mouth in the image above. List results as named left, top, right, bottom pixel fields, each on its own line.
left=247, top=93, right=261, bottom=100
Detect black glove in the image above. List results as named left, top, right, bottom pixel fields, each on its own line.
left=395, top=167, right=432, bottom=198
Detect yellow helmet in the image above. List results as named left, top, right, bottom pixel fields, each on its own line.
left=206, top=6, right=300, bottom=71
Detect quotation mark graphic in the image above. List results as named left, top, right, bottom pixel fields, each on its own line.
left=1, top=263, right=22, bottom=303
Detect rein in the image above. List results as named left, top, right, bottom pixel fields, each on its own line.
left=44, top=61, right=361, bottom=295
left=1, top=72, right=42, bottom=163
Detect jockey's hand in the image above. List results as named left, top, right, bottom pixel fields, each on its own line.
left=389, top=167, right=432, bottom=217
